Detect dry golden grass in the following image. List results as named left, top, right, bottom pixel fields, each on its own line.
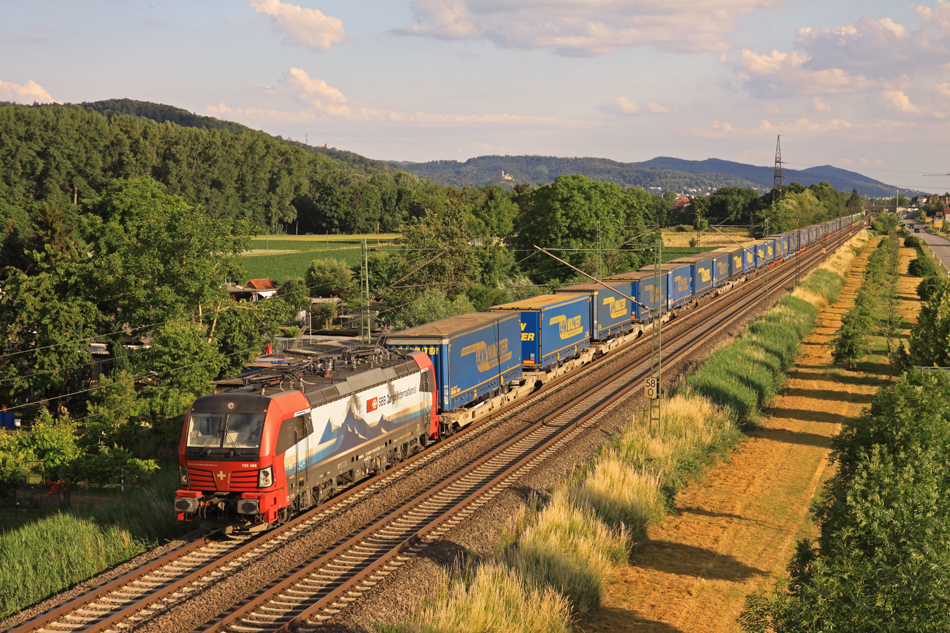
left=617, top=393, right=738, bottom=480
left=503, top=488, right=630, bottom=612
left=661, top=227, right=751, bottom=248
left=406, top=562, right=573, bottom=633
left=403, top=382, right=740, bottom=630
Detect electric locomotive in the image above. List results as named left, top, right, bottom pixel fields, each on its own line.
left=174, top=344, right=438, bottom=532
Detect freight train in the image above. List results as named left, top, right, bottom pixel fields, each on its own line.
left=175, top=214, right=862, bottom=531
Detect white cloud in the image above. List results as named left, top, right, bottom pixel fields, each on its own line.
left=882, top=90, right=923, bottom=115
left=0, top=78, right=57, bottom=104
left=793, top=15, right=949, bottom=80
left=736, top=49, right=869, bottom=98
left=812, top=97, right=832, bottom=112
left=645, top=102, right=673, bottom=113
left=396, top=0, right=782, bottom=56
left=248, top=0, right=346, bottom=51
left=701, top=117, right=855, bottom=139
left=599, top=97, right=672, bottom=116
left=249, top=83, right=279, bottom=95
left=217, top=68, right=589, bottom=128
left=600, top=97, right=640, bottom=115
left=916, top=1, right=950, bottom=34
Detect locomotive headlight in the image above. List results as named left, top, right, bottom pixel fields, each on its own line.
left=179, top=465, right=190, bottom=486
left=258, top=466, right=273, bottom=488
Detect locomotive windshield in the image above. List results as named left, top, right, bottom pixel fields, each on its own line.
left=186, top=412, right=265, bottom=454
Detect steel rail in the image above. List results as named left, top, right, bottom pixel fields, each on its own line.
left=195, top=224, right=861, bottom=631
left=11, top=224, right=860, bottom=633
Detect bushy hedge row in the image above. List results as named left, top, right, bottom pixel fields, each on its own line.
left=830, top=232, right=901, bottom=370
left=742, top=369, right=950, bottom=632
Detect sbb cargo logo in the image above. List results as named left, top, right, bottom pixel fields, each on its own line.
left=367, top=397, right=379, bottom=413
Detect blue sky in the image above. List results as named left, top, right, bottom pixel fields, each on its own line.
left=3, top=0, right=950, bottom=192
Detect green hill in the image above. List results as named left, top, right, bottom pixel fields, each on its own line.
left=392, top=154, right=914, bottom=198
left=390, top=155, right=759, bottom=193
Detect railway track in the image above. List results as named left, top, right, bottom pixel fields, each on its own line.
left=9, top=226, right=860, bottom=633
left=185, top=227, right=863, bottom=632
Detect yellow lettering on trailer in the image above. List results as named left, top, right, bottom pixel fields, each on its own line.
left=462, top=338, right=512, bottom=372
left=550, top=314, right=584, bottom=339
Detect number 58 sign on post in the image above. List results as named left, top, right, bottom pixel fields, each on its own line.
left=644, top=376, right=659, bottom=399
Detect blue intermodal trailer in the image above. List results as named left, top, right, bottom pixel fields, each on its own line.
left=669, top=254, right=714, bottom=298
left=385, top=312, right=523, bottom=412
left=604, top=271, right=667, bottom=323
left=489, top=294, right=591, bottom=370
left=770, top=233, right=790, bottom=260
left=713, top=245, right=748, bottom=280
left=554, top=281, right=631, bottom=340
left=737, top=242, right=756, bottom=274
left=709, top=249, right=731, bottom=288
left=741, top=241, right=766, bottom=270
left=638, top=262, right=693, bottom=309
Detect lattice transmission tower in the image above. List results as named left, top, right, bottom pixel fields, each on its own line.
left=773, top=135, right=784, bottom=202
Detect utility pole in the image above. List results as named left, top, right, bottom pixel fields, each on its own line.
left=763, top=219, right=770, bottom=307
left=361, top=239, right=370, bottom=344
left=648, top=238, right=662, bottom=433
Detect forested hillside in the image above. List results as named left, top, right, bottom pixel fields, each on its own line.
left=393, top=154, right=905, bottom=198
left=0, top=102, right=425, bottom=235
left=392, top=155, right=760, bottom=191
left=77, top=98, right=253, bottom=134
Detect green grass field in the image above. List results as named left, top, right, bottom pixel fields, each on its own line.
left=240, top=239, right=403, bottom=281
left=248, top=234, right=400, bottom=252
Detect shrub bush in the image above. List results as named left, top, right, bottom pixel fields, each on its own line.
left=908, top=253, right=937, bottom=278
left=918, top=275, right=948, bottom=302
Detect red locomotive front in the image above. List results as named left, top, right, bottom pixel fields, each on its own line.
left=174, top=391, right=307, bottom=529
left=174, top=349, right=439, bottom=532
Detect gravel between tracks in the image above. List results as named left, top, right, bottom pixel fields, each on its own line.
left=323, top=285, right=787, bottom=633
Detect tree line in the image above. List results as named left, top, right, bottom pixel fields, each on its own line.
left=743, top=215, right=950, bottom=631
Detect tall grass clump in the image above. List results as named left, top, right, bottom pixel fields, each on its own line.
left=567, top=458, right=663, bottom=536
left=0, top=513, right=143, bottom=618
left=0, top=469, right=191, bottom=619
left=616, top=392, right=741, bottom=492
left=503, top=488, right=630, bottom=611
left=796, top=268, right=845, bottom=306
left=406, top=563, right=573, bottom=633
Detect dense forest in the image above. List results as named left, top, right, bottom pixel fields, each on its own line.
left=0, top=102, right=432, bottom=235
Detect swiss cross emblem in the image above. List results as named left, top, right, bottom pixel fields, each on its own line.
left=367, top=397, right=378, bottom=413
left=216, top=471, right=227, bottom=481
